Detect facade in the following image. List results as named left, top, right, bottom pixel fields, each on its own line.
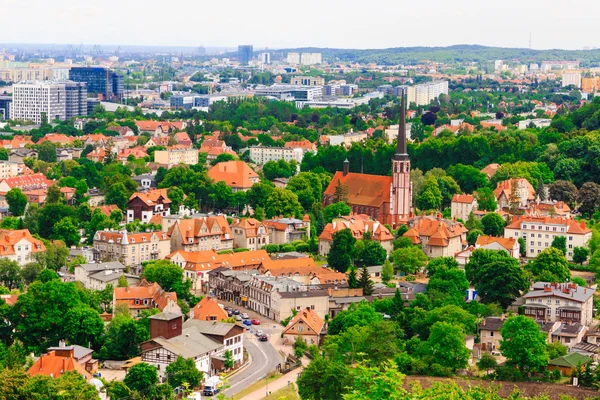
left=264, top=216, right=311, bottom=245
left=0, top=96, right=12, bottom=120
left=168, top=216, right=233, bottom=252
left=74, top=261, right=139, bottom=290
left=290, top=76, right=325, bottom=86
left=231, top=218, right=270, bottom=250
left=562, top=71, right=582, bottom=88
left=11, top=81, right=67, bottom=123
left=93, top=230, right=171, bottom=267
left=0, top=160, right=27, bottom=179
left=523, top=282, right=594, bottom=326
left=475, top=236, right=520, bottom=259
left=404, top=215, right=468, bottom=258
left=283, top=307, right=325, bottom=346
left=238, top=45, right=253, bottom=65
left=183, top=319, right=245, bottom=366
left=504, top=216, right=592, bottom=261
left=494, top=178, right=536, bottom=209
left=64, top=81, right=88, bottom=119
left=450, top=194, right=478, bottom=221
left=405, top=80, right=449, bottom=106
left=154, top=147, right=198, bottom=167
left=271, top=290, right=330, bottom=322
left=322, top=89, right=411, bottom=227
left=300, top=53, right=322, bottom=65
left=0, top=229, right=46, bottom=265
left=253, top=85, right=323, bottom=101
left=69, top=67, right=123, bottom=100
left=166, top=249, right=222, bottom=292
left=318, top=215, right=394, bottom=256
left=246, top=275, right=303, bottom=319
left=113, top=280, right=181, bottom=317
left=582, top=77, right=600, bottom=93
left=126, top=188, right=172, bottom=223
left=207, top=161, right=260, bottom=192
left=478, top=316, right=505, bottom=353
left=286, top=52, right=301, bottom=64
left=248, top=146, right=303, bottom=165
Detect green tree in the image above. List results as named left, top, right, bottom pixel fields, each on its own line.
left=447, top=164, right=489, bottom=194
left=167, top=186, right=185, bottom=213
left=466, top=229, right=483, bottom=246
left=347, top=267, right=358, bottom=289
left=527, top=247, right=571, bottom=283
left=45, top=185, right=64, bottom=205
left=51, top=217, right=80, bottom=247
left=21, top=262, right=44, bottom=284
left=327, top=302, right=383, bottom=335
left=518, top=237, right=526, bottom=257
left=551, top=236, right=567, bottom=255
left=358, top=265, right=374, bottom=295
left=6, top=188, right=27, bottom=217
left=294, top=335, right=308, bottom=359
left=264, top=188, right=303, bottom=219
left=105, top=182, right=130, bottom=210
left=0, top=258, right=21, bottom=290
left=343, top=361, right=407, bottom=400
left=297, top=356, right=353, bottom=400
left=223, top=349, right=234, bottom=370
left=573, top=246, right=590, bottom=265
left=38, top=141, right=57, bottom=162
left=124, top=362, right=158, bottom=393
left=209, top=181, right=233, bottom=210
left=143, top=260, right=191, bottom=300
left=416, top=176, right=442, bottom=210
left=500, top=315, right=548, bottom=373
left=327, top=229, right=356, bottom=273
left=390, top=246, right=428, bottom=275
left=323, top=202, right=351, bottom=223
left=475, top=187, right=497, bottom=211
left=426, top=258, right=469, bottom=307
left=476, top=352, right=498, bottom=374
left=357, top=240, right=387, bottom=267
left=381, top=259, right=394, bottom=284
left=546, top=341, right=568, bottom=360
left=165, top=355, right=204, bottom=389
left=481, top=212, right=505, bottom=236
left=578, top=182, right=600, bottom=217
left=424, top=322, right=469, bottom=372
left=549, top=180, right=578, bottom=208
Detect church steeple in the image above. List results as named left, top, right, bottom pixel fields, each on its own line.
left=391, top=87, right=412, bottom=226
left=394, top=88, right=408, bottom=160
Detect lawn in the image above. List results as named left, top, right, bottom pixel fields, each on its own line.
left=263, top=384, right=300, bottom=400
left=232, top=372, right=283, bottom=400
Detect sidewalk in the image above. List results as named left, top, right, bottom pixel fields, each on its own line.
left=238, top=368, right=302, bottom=400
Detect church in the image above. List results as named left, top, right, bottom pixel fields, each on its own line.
left=322, top=89, right=412, bottom=227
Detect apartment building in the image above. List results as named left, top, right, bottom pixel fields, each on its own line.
left=450, top=194, right=478, bottom=221
left=523, top=282, right=594, bottom=326
left=11, top=81, right=66, bottom=123
left=405, top=80, right=449, bottom=106
left=290, top=76, right=325, bottom=86
left=93, top=230, right=171, bottom=267
left=300, top=53, right=322, bottom=65
left=167, top=216, right=233, bottom=252
left=504, top=216, right=592, bottom=261
left=231, top=218, right=270, bottom=250
left=562, top=71, right=582, bottom=88
left=154, top=146, right=199, bottom=167
left=0, top=160, right=28, bottom=179
left=113, top=280, right=181, bottom=317
left=403, top=215, right=468, bottom=258
left=0, top=229, right=46, bottom=265
left=582, top=77, right=600, bottom=93
left=248, top=146, right=303, bottom=165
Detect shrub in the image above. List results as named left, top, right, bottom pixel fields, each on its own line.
left=429, top=363, right=452, bottom=377
left=280, top=244, right=295, bottom=252
left=265, top=244, right=280, bottom=253
left=295, top=243, right=309, bottom=252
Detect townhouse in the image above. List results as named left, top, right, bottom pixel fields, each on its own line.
left=93, top=230, right=171, bottom=267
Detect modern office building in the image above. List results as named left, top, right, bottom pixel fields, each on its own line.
left=253, top=85, right=323, bottom=101
left=64, top=82, right=88, bottom=120
left=260, top=52, right=271, bottom=64
left=0, top=96, right=11, bottom=120
left=238, top=45, right=253, bottom=65
left=68, top=67, right=123, bottom=100
left=170, top=94, right=195, bottom=110
left=11, top=81, right=87, bottom=123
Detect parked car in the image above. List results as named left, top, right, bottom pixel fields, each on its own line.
left=242, top=319, right=252, bottom=326
left=256, top=330, right=263, bottom=336
left=233, top=309, right=240, bottom=315
left=251, top=319, right=261, bottom=325
left=235, top=315, right=242, bottom=321
left=259, top=334, right=268, bottom=342
left=227, top=311, right=233, bottom=317
left=241, top=313, right=249, bottom=319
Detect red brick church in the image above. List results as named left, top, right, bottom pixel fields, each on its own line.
left=322, top=90, right=412, bottom=227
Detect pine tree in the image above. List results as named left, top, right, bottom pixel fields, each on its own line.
left=333, top=180, right=349, bottom=204
left=537, top=177, right=547, bottom=201
left=358, top=265, right=374, bottom=295
left=347, top=267, right=358, bottom=289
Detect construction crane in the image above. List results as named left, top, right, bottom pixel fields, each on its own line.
left=66, top=43, right=82, bottom=59
left=92, top=44, right=103, bottom=56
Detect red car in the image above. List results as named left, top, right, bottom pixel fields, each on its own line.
left=251, top=319, right=261, bottom=325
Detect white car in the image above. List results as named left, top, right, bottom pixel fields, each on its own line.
left=241, top=313, right=249, bottom=319
left=236, top=315, right=242, bottom=321
left=256, top=330, right=264, bottom=336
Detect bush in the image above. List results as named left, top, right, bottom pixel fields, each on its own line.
left=405, top=275, right=416, bottom=281
left=233, top=248, right=249, bottom=253
left=280, top=244, right=296, bottom=252
left=307, top=345, right=319, bottom=359
left=495, top=365, right=526, bottom=382
left=265, top=244, right=280, bottom=253
left=295, top=243, right=309, bottom=252
left=429, top=363, right=452, bottom=377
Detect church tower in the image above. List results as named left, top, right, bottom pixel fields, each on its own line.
left=391, top=88, right=412, bottom=225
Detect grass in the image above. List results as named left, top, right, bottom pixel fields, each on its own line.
left=262, top=384, right=299, bottom=400
left=232, top=372, right=283, bottom=399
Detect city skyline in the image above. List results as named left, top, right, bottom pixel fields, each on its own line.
left=3, top=0, right=600, bottom=51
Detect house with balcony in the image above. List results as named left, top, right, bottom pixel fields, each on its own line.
left=126, top=188, right=172, bottom=223
left=523, top=282, right=594, bottom=326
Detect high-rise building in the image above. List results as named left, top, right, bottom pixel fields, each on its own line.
left=300, top=53, right=322, bottom=65
left=0, top=96, right=11, bottom=120
left=582, top=77, right=600, bottom=93
left=260, top=52, right=271, bottom=64
left=287, top=52, right=300, bottom=64
left=238, top=45, right=253, bottom=65
left=11, top=81, right=87, bottom=123
left=68, top=67, right=123, bottom=100
left=405, top=80, right=449, bottom=106
left=562, top=71, right=582, bottom=88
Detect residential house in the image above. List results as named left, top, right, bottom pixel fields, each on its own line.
left=166, top=249, right=222, bottom=292
left=319, top=215, right=393, bottom=256
left=135, top=121, right=186, bottom=136
left=74, top=261, right=139, bottom=290
left=86, top=147, right=106, bottom=162
left=0, top=172, right=52, bottom=193
left=56, top=147, right=83, bottom=161
left=264, top=215, right=311, bottom=245
left=183, top=319, right=245, bottom=366
left=527, top=201, right=571, bottom=218
left=283, top=307, right=325, bottom=346
left=38, top=133, right=74, bottom=146
left=451, top=194, right=478, bottom=221
left=231, top=218, right=270, bottom=250
left=133, top=174, right=157, bottom=190
left=106, top=125, right=134, bottom=136
left=46, top=341, right=98, bottom=376
left=8, top=148, right=37, bottom=163
left=0, top=160, right=32, bottom=179
left=27, top=349, right=92, bottom=381
left=126, top=188, right=172, bottom=223
left=475, top=236, right=520, bottom=259
left=215, top=249, right=270, bottom=271
left=0, top=229, right=46, bottom=265
left=113, top=279, right=181, bottom=317
left=116, top=146, right=148, bottom=164
left=168, top=216, right=233, bottom=252
left=271, top=289, right=330, bottom=322
left=93, top=230, right=171, bottom=267
left=189, top=296, right=228, bottom=321
left=494, top=178, right=536, bottom=209
left=478, top=316, right=505, bottom=353
left=154, top=146, right=198, bottom=167
left=523, top=282, right=594, bottom=326
left=548, top=353, right=592, bottom=377
left=174, top=131, right=192, bottom=146
left=542, top=321, right=588, bottom=349
left=91, top=204, right=121, bottom=218
left=504, top=216, right=592, bottom=261
left=207, top=161, right=260, bottom=192
left=81, top=134, right=109, bottom=148
left=480, top=163, right=500, bottom=181
left=403, top=215, right=468, bottom=258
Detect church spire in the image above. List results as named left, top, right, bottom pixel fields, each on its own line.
left=394, top=88, right=408, bottom=160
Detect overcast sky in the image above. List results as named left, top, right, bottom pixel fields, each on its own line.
left=3, top=0, right=599, bottom=50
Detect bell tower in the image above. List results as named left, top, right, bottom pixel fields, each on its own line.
left=391, top=88, right=412, bottom=225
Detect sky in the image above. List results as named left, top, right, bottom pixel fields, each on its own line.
left=3, top=0, right=600, bottom=50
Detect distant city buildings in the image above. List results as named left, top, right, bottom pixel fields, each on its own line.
left=238, top=45, right=253, bottom=65
left=405, top=80, right=449, bottom=106
left=260, top=52, right=271, bottom=64
left=286, top=52, right=322, bottom=65
left=68, top=67, right=123, bottom=101
left=11, top=81, right=87, bottom=123
left=290, top=76, right=325, bottom=86
left=0, top=96, right=11, bottom=120
left=562, top=71, right=582, bottom=88
left=248, top=146, right=303, bottom=165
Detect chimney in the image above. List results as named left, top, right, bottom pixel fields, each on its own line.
left=59, top=339, right=65, bottom=348
left=500, top=314, right=505, bottom=321
left=343, top=158, right=349, bottom=176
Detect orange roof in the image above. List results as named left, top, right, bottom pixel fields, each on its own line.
left=92, top=205, right=121, bottom=217
left=318, top=215, right=393, bottom=243
left=94, top=230, right=168, bottom=244
left=403, top=215, right=467, bottom=247
left=128, top=188, right=171, bottom=207
left=0, top=173, right=52, bottom=190
left=476, top=235, right=517, bottom=250
left=527, top=201, right=571, bottom=217
left=114, top=279, right=177, bottom=311
left=323, top=172, right=392, bottom=208
left=28, top=350, right=92, bottom=381
left=0, top=293, right=20, bottom=306
left=174, top=131, right=192, bottom=144
left=190, top=296, right=228, bottom=321
left=260, top=257, right=316, bottom=274
left=493, top=178, right=535, bottom=202
left=283, top=307, right=324, bottom=336
left=480, top=163, right=500, bottom=179
left=86, top=147, right=106, bottom=161
left=505, top=215, right=591, bottom=235
left=231, top=218, right=268, bottom=238
left=451, top=194, right=475, bottom=204
left=284, top=140, right=315, bottom=151
left=167, top=216, right=231, bottom=243
left=135, top=121, right=185, bottom=132
left=0, top=229, right=46, bottom=256
left=216, top=250, right=270, bottom=269
left=81, top=133, right=108, bottom=143
left=38, top=133, right=74, bottom=144
left=165, top=249, right=223, bottom=272
left=118, top=146, right=148, bottom=160
left=207, top=161, right=259, bottom=189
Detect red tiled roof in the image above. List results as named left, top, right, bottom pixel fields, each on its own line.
left=167, top=216, right=231, bottom=243
left=128, top=188, right=171, bottom=207
left=28, top=350, right=92, bottom=381
left=207, top=161, right=259, bottom=189
left=318, top=215, right=393, bottom=243
left=476, top=235, right=517, bottom=250
left=505, top=216, right=591, bottom=234
left=451, top=194, right=475, bottom=204
left=190, top=296, right=228, bottom=321
left=114, top=279, right=177, bottom=311
left=323, top=172, right=392, bottom=208
left=0, top=173, right=52, bottom=190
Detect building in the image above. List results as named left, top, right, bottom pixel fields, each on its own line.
left=475, top=236, right=520, bottom=259
left=248, top=146, right=303, bottom=165
left=167, top=216, right=233, bottom=252
left=0, top=229, right=46, bottom=265
left=93, top=230, right=171, bottom=267
left=238, top=45, right=253, bottom=65
left=405, top=80, right=449, bottom=106
left=154, top=147, right=198, bottom=167
left=283, top=307, right=325, bottom=346
left=318, top=215, right=394, bottom=256
left=231, top=218, right=270, bottom=250
left=478, top=316, right=505, bottom=353
left=207, top=161, right=260, bottom=192
left=403, top=215, right=468, bottom=258
left=518, top=119, right=552, bottom=130
left=0, top=96, right=12, bottom=120
left=183, top=318, right=245, bottom=366
left=494, top=178, right=536, bottom=209
left=260, top=52, right=271, bottom=64
left=45, top=341, right=98, bottom=376
left=27, top=348, right=92, bottom=381
left=287, top=53, right=300, bottom=64
left=481, top=163, right=500, bottom=180
left=0, top=160, right=29, bottom=179
left=113, top=279, right=181, bottom=317
left=74, top=261, right=139, bottom=290
left=169, top=94, right=195, bottom=110
left=582, top=77, right=600, bottom=93
left=322, top=89, right=411, bottom=227
left=450, top=194, right=478, bottom=221
left=135, top=121, right=186, bottom=136
left=271, top=290, right=329, bottom=322
left=300, top=53, right=322, bottom=65
left=64, top=81, right=88, bottom=119
left=548, top=353, right=592, bottom=377
left=253, top=85, right=323, bottom=101
left=209, top=268, right=258, bottom=305
left=189, top=296, right=228, bottom=321
left=523, top=282, right=594, bottom=326
left=562, top=71, right=582, bottom=88
left=11, top=81, right=82, bottom=123
left=69, top=67, right=123, bottom=100
left=246, top=275, right=303, bottom=318
left=290, top=76, right=325, bottom=86
left=264, top=216, right=311, bottom=245
left=126, top=188, right=172, bottom=223
left=504, top=216, right=592, bottom=260
left=166, top=249, right=222, bottom=292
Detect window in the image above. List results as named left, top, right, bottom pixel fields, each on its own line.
left=530, top=241, right=534, bottom=246
left=556, top=299, right=560, bottom=305
left=569, top=236, right=573, bottom=241
left=530, top=233, right=534, bottom=238
left=490, top=331, right=494, bottom=337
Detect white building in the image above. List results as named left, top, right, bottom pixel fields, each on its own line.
left=248, top=146, right=303, bottom=165
left=253, top=85, right=323, bottom=101
left=154, top=147, right=199, bottom=167
left=11, top=80, right=87, bottom=123
left=450, top=194, right=478, bottom=221
left=287, top=52, right=300, bottom=64
left=562, top=71, right=582, bottom=88
left=74, top=261, right=139, bottom=290
left=504, top=216, right=592, bottom=261
left=523, top=282, right=594, bottom=326
left=518, top=119, right=552, bottom=130
left=260, top=53, right=271, bottom=64
left=405, top=80, right=449, bottom=106
left=300, top=53, right=322, bottom=65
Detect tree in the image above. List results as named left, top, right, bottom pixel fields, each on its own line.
left=327, top=302, right=383, bottom=335
left=537, top=177, right=547, bottom=201
left=297, top=356, right=353, bottom=400
left=475, top=187, right=497, bottom=211
left=38, top=141, right=57, bottom=162
left=264, top=188, right=303, bottom=219
left=21, top=262, right=43, bottom=284
left=105, top=182, right=130, bottom=210
left=573, top=246, right=590, bottom=265
left=393, top=236, right=413, bottom=250
left=357, top=240, right=387, bottom=267
left=551, top=236, right=567, bottom=255
left=343, top=361, right=407, bottom=400
left=165, top=355, right=203, bottom=389
left=209, top=181, right=233, bottom=210
left=124, top=362, right=158, bottom=393
left=323, top=202, right=351, bottom=223
left=421, top=111, right=437, bottom=126
left=424, top=322, right=469, bottom=372
left=333, top=181, right=349, bottom=203
left=416, top=176, right=442, bottom=210
left=143, top=260, right=191, bottom=300
left=465, top=249, right=529, bottom=310
left=481, top=212, right=505, bottom=236
left=500, top=315, right=548, bottom=373
left=466, top=229, right=483, bottom=246
left=0, top=259, right=21, bottom=289
left=358, top=265, right=374, bottom=295
left=390, top=246, right=428, bottom=275
left=347, top=267, right=358, bottom=289
left=528, top=247, right=571, bottom=283
left=518, top=237, right=526, bottom=257
left=223, top=349, right=234, bottom=370
left=167, top=186, right=185, bottom=213
left=578, top=182, right=600, bottom=217
left=546, top=341, right=568, bottom=360
left=6, top=188, right=27, bottom=216
left=64, top=306, right=105, bottom=349
left=477, top=352, right=498, bottom=374
left=447, top=164, right=488, bottom=194
left=549, top=180, right=578, bottom=207
left=51, top=217, right=80, bottom=247
left=381, top=260, right=394, bottom=284
left=294, top=335, right=308, bottom=358
left=211, top=152, right=236, bottom=166
left=426, top=259, right=469, bottom=307
left=327, top=229, right=356, bottom=273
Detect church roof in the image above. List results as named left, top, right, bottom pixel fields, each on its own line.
left=323, top=172, right=392, bottom=208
